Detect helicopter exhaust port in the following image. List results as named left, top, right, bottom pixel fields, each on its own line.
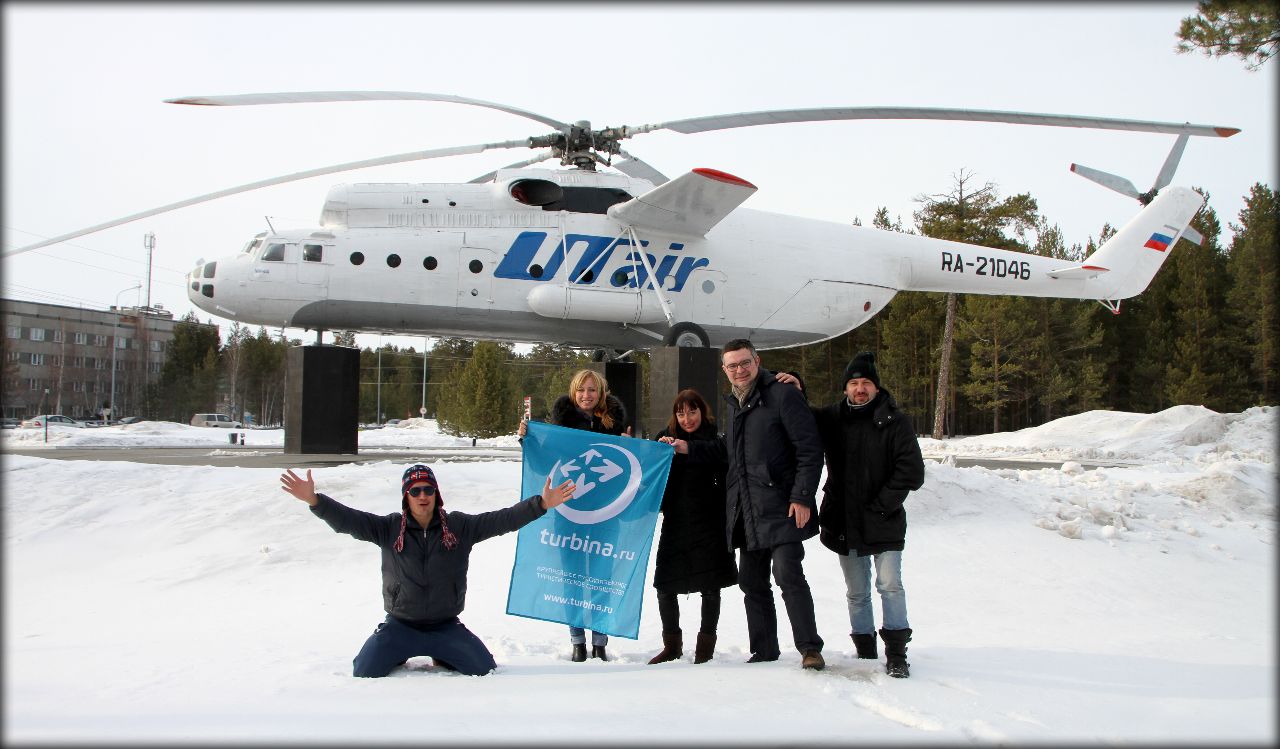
left=508, top=179, right=563, bottom=207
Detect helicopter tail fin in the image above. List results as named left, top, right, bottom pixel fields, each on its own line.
left=1063, top=185, right=1204, bottom=299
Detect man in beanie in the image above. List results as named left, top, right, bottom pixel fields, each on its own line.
left=778, top=352, right=925, bottom=677
left=280, top=464, right=575, bottom=677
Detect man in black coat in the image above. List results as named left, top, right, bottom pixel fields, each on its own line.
left=707, top=339, right=826, bottom=670
left=280, top=463, right=575, bottom=677
left=812, top=352, right=925, bottom=678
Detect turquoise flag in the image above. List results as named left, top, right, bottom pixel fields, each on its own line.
left=506, top=421, right=673, bottom=639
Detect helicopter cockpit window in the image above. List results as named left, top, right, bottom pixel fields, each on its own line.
left=261, top=243, right=286, bottom=262
left=303, top=244, right=323, bottom=262
left=242, top=238, right=264, bottom=255
left=541, top=186, right=633, bottom=215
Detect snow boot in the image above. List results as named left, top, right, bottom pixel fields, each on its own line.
left=852, top=632, right=878, bottom=659
left=693, top=632, right=717, bottom=664
left=648, top=630, right=683, bottom=665
left=571, top=644, right=587, bottom=662
left=591, top=645, right=609, bottom=661
left=879, top=627, right=912, bottom=678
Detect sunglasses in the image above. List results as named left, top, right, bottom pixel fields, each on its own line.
left=406, top=485, right=437, bottom=498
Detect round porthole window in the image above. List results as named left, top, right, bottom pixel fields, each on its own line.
left=350, top=252, right=365, bottom=265
left=530, top=264, right=544, bottom=279
left=387, top=254, right=402, bottom=268
left=424, top=256, right=438, bottom=270
left=469, top=259, right=483, bottom=274
left=702, top=279, right=716, bottom=294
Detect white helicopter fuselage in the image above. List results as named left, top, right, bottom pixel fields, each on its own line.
left=186, top=167, right=1204, bottom=350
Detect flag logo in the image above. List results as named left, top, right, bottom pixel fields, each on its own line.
left=549, top=443, right=642, bottom=524
left=1143, top=232, right=1173, bottom=251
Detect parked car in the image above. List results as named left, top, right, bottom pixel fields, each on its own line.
left=118, top=416, right=145, bottom=425
left=384, top=418, right=402, bottom=426
left=190, top=413, right=243, bottom=428
left=20, top=414, right=87, bottom=428
left=2, top=417, right=21, bottom=429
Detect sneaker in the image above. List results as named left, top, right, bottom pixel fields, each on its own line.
left=801, top=650, right=826, bottom=671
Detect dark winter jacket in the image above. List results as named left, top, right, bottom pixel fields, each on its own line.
left=310, top=493, right=546, bottom=626
left=692, top=366, right=823, bottom=551
left=652, top=422, right=737, bottom=594
left=549, top=394, right=628, bottom=436
left=814, top=388, right=925, bottom=556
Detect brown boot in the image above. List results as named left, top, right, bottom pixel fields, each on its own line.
left=693, top=631, right=716, bottom=664
left=647, top=630, right=683, bottom=665
left=801, top=650, right=826, bottom=670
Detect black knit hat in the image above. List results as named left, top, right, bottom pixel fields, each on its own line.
left=843, top=351, right=881, bottom=388
left=396, top=464, right=458, bottom=552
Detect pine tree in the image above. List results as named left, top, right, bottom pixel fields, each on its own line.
left=914, top=170, right=1038, bottom=435
left=439, top=341, right=515, bottom=438
left=1163, top=198, right=1244, bottom=409
left=1176, top=0, right=1280, bottom=70
left=1225, top=183, right=1279, bottom=404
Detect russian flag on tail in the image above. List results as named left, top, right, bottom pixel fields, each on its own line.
left=1143, top=232, right=1174, bottom=252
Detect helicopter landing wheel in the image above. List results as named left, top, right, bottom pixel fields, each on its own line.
left=662, top=322, right=710, bottom=348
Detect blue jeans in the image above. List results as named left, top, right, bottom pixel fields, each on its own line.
left=352, top=616, right=497, bottom=677
left=568, top=626, right=608, bottom=647
left=838, top=550, right=909, bottom=634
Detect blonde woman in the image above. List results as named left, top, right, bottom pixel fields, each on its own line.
left=518, top=368, right=630, bottom=661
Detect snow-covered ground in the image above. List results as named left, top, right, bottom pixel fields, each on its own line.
left=3, top=406, right=1275, bottom=744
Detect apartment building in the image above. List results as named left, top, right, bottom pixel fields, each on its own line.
left=1, top=298, right=216, bottom=420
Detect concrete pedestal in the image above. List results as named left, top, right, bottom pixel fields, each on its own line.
left=285, top=345, right=360, bottom=454
left=645, top=347, right=723, bottom=439
left=584, top=360, right=642, bottom=437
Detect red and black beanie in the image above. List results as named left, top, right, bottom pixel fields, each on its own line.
left=394, top=463, right=458, bottom=552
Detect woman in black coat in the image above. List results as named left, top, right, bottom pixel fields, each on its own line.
left=518, top=368, right=629, bottom=662
left=650, top=389, right=738, bottom=664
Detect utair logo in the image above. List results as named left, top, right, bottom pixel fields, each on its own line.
left=494, top=232, right=711, bottom=291
left=548, top=442, right=642, bottom=525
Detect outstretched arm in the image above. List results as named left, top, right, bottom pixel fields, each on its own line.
left=281, top=469, right=318, bottom=506
left=281, top=468, right=390, bottom=545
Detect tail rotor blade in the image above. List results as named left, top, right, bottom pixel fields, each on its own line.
left=1069, top=163, right=1142, bottom=200
left=1152, top=134, right=1189, bottom=192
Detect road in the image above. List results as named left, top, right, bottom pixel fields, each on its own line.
left=3, top=445, right=1126, bottom=471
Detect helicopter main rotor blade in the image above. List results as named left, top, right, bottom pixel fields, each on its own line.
left=1152, top=134, right=1190, bottom=193
left=467, top=150, right=557, bottom=184
left=623, top=107, right=1239, bottom=139
left=1068, top=163, right=1142, bottom=200
left=166, top=91, right=575, bottom=132
left=5, top=139, right=530, bottom=257
left=613, top=150, right=670, bottom=185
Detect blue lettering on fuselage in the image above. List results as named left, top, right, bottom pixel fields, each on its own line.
left=494, top=232, right=706, bottom=291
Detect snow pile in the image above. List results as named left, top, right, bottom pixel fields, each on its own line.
left=3, top=407, right=1275, bottom=744
left=919, top=404, right=1276, bottom=464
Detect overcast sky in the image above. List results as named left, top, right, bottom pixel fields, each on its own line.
left=3, top=2, right=1274, bottom=350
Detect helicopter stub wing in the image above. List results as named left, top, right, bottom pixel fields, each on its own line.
left=607, top=168, right=757, bottom=238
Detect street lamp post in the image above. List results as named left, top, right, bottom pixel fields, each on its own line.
left=111, top=284, right=141, bottom=422
left=420, top=336, right=428, bottom=420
